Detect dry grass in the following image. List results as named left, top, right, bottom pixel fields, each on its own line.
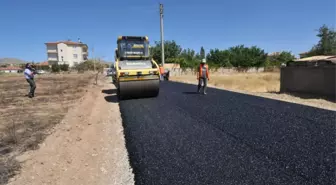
left=0, top=73, right=94, bottom=184
left=171, top=72, right=336, bottom=111
left=171, top=72, right=280, bottom=93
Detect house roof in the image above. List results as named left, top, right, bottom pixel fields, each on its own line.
left=294, top=55, right=336, bottom=62
left=36, top=61, right=49, bottom=66
left=0, top=66, right=22, bottom=70
left=292, top=55, right=336, bottom=65
left=45, top=41, right=88, bottom=47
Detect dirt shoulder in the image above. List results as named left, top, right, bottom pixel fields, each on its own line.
left=7, top=76, right=134, bottom=185
left=171, top=77, right=336, bottom=111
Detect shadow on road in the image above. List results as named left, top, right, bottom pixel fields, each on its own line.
left=182, top=92, right=199, bottom=95
left=102, top=89, right=117, bottom=95
left=102, top=89, right=119, bottom=103
left=104, top=95, right=118, bottom=103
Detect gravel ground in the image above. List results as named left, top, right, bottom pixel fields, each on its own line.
left=120, top=81, right=336, bottom=185
left=7, top=76, right=134, bottom=185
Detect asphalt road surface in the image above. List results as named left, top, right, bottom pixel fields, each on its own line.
left=111, top=81, right=335, bottom=185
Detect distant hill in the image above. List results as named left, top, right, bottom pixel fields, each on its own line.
left=0, top=58, right=27, bottom=64
left=99, top=60, right=114, bottom=67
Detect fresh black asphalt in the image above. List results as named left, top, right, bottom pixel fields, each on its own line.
left=106, top=81, right=336, bottom=185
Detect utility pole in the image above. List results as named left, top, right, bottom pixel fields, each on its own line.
left=160, top=3, right=165, bottom=66
left=92, top=46, right=95, bottom=72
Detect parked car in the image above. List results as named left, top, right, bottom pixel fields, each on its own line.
left=106, top=69, right=113, bottom=76
left=35, top=70, right=46, bottom=74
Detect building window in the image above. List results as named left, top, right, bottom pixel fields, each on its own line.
left=73, top=54, right=78, bottom=59
left=61, top=49, right=63, bottom=52
left=61, top=56, right=64, bottom=61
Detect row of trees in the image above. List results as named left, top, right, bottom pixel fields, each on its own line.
left=75, top=60, right=107, bottom=73
left=51, top=64, right=69, bottom=72
left=149, top=24, right=335, bottom=70
left=150, top=41, right=295, bottom=70
left=44, top=60, right=108, bottom=73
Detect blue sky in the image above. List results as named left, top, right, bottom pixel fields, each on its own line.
left=0, top=0, right=335, bottom=62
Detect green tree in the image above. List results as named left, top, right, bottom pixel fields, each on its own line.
left=200, top=46, right=205, bottom=59
left=149, top=40, right=268, bottom=70
left=229, top=45, right=267, bottom=68
left=268, top=51, right=295, bottom=66
left=150, top=40, right=182, bottom=64
left=307, top=24, right=336, bottom=56
left=206, top=49, right=231, bottom=67
left=51, top=64, right=60, bottom=72
left=205, top=45, right=267, bottom=69
left=179, top=48, right=200, bottom=69
left=60, top=64, right=69, bottom=71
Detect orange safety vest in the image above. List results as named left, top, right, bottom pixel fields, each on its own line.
left=159, top=66, right=165, bottom=74
left=198, top=64, right=209, bottom=78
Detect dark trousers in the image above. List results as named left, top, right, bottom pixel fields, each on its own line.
left=197, top=77, right=207, bottom=93
left=26, top=78, right=36, bottom=96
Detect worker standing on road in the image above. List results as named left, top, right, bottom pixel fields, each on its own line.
left=24, top=63, right=36, bottom=98
left=159, top=64, right=165, bottom=81
left=197, top=59, right=209, bottom=94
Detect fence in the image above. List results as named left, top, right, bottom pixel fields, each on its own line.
left=167, top=67, right=266, bottom=76
left=280, top=62, right=336, bottom=98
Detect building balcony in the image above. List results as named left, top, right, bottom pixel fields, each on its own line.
left=47, top=50, right=58, bottom=54
left=47, top=58, right=58, bottom=62
left=83, top=55, right=88, bottom=60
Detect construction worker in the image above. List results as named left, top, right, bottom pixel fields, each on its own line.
left=197, top=59, right=209, bottom=94
left=24, top=63, right=36, bottom=98
left=159, top=64, right=165, bottom=81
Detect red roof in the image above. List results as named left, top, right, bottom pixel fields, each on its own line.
left=45, top=41, right=87, bottom=46
left=36, top=61, right=49, bottom=66
left=0, top=66, right=22, bottom=71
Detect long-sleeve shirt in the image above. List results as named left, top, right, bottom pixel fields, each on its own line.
left=24, top=68, right=34, bottom=79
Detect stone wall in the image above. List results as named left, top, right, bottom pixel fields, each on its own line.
left=280, top=65, right=335, bottom=97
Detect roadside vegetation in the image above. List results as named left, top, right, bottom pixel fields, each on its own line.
left=0, top=59, right=110, bottom=184
left=171, top=72, right=280, bottom=93
left=0, top=74, right=94, bottom=184
left=0, top=23, right=334, bottom=184
left=48, top=60, right=108, bottom=73
left=150, top=24, right=335, bottom=71
left=157, top=24, right=335, bottom=95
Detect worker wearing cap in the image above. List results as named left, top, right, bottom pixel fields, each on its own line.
left=197, top=59, right=209, bottom=94
left=24, top=63, right=36, bottom=98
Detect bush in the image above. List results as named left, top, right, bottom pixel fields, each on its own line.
left=60, top=64, right=69, bottom=71
left=34, top=65, right=50, bottom=71
left=75, top=60, right=104, bottom=73
left=51, top=64, right=60, bottom=73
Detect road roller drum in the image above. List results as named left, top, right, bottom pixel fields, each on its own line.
left=118, top=79, right=160, bottom=100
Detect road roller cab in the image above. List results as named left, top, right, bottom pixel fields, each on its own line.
left=115, top=36, right=160, bottom=100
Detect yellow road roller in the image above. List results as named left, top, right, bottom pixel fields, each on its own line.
left=114, top=36, right=160, bottom=100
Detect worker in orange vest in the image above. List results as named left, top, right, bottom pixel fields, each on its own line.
left=159, top=64, right=165, bottom=81
left=197, top=59, right=209, bottom=94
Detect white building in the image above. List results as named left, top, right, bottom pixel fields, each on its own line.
left=45, top=40, right=89, bottom=67
left=0, top=66, right=22, bottom=73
